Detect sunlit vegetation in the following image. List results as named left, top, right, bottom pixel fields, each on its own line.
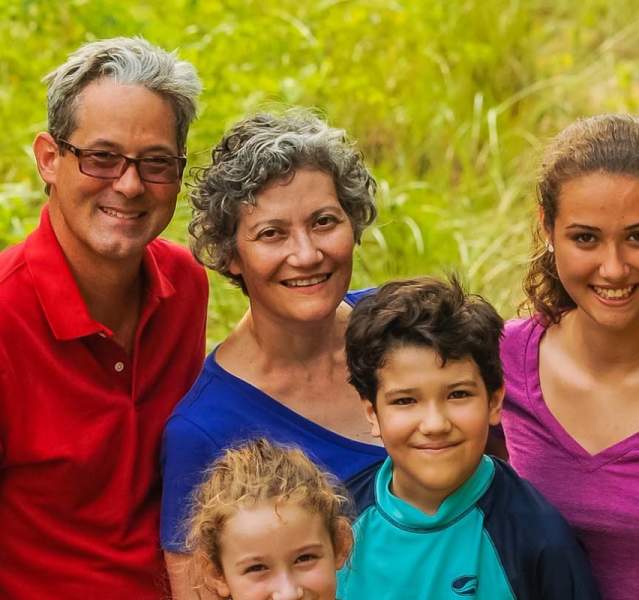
left=2, top=0, right=639, bottom=342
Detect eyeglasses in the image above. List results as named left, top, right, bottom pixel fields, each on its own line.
left=56, top=139, right=186, bottom=184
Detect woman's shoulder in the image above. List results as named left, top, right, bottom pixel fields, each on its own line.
left=502, top=316, right=545, bottom=351
left=344, top=288, right=377, bottom=307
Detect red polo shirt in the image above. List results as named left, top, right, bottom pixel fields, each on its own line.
left=0, top=206, right=208, bottom=599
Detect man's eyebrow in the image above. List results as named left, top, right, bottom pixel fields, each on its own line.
left=81, top=138, right=178, bottom=154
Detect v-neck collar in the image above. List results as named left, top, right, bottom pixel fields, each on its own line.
left=527, top=319, right=639, bottom=469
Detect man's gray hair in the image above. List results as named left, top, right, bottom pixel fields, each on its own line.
left=44, top=37, right=201, bottom=152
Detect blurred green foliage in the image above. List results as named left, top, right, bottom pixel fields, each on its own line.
left=2, top=0, right=639, bottom=343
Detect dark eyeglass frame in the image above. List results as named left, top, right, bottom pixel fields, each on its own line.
left=56, top=139, right=187, bottom=184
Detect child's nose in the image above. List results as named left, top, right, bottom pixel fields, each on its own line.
left=271, top=575, right=304, bottom=600
left=418, top=404, right=452, bottom=435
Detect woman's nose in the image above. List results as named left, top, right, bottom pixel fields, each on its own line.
left=287, top=232, right=323, bottom=267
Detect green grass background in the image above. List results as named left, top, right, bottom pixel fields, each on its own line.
left=2, top=0, right=639, bottom=344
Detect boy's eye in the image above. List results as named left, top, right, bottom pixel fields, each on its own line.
left=390, top=397, right=416, bottom=406
left=448, top=390, right=471, bottom=400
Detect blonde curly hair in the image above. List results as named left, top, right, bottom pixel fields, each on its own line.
left=186, top=438, right=352, bottom=595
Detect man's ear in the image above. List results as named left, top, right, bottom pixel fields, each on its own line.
left=363, top=399, right=381, bottom=438
left=33, top=132, right=60, bottom=188
left=333, top=517, right=353, bottom=570
left=488, top=386, right=505, bottom=427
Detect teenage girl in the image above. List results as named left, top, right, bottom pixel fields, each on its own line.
left=187, top=438, right=352, bottom=600
left=500, top=114, right=639, bottom=600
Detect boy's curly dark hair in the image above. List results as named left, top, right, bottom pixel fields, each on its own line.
left=345, top=276, right=504, bottom=405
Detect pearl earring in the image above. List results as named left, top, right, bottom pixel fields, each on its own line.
left=546, top=241, right=554, bottom=253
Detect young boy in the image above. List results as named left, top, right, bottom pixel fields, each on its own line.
left=339, top=277, right=600, bottom=600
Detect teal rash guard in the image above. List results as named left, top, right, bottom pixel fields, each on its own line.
left=338, top=455, right=601, bottom=600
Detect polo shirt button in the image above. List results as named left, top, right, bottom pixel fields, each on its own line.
left=114, top=361, right=125, bottom=373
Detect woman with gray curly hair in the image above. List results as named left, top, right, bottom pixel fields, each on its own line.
left=161, top=111, right=386, bottom=598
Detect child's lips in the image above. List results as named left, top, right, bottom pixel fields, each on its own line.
left=413, top=441, right=461, bottom=452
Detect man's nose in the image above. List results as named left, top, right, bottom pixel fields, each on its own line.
left=112, top=162, right=146, bottom=199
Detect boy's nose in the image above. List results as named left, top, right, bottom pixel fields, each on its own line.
left=417, top=405, right=452, bottom=435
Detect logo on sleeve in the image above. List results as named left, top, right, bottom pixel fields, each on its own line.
left=451, top=575, right=478, bottom=596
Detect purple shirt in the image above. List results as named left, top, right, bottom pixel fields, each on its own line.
left=501, top=317, right=639, bottom=600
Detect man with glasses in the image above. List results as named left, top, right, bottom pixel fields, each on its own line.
left=0, top=38, right=208, bottom=598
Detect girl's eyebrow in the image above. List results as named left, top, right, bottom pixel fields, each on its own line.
left=234, top=554, right=266, bottom=567
left=565, top=224, right=600, bottom=231
left=565, top=222, right=639, bottom=231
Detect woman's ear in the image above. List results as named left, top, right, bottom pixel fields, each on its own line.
left=333, top=517, right=353, bottom=570
left=539, top=206, right=554, bottom=247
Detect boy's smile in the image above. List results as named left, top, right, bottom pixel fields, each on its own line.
left=365, top=344, right=503, bottom=515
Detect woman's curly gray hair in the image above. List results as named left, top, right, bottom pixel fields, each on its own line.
left=189, top=110, right=377, bottom=289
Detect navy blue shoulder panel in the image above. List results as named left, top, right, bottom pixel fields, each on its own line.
left=343, top=460, right=382, bottom=517
left=478, top=458, right=601, bottom=600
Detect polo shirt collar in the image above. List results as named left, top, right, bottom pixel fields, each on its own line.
left=375, top=454, right=495, bottom=531
left=25, top=204, right=175, bottom=341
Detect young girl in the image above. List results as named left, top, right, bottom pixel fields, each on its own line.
left=187, top=438, right=352, bottom=600
left=500, top=113, right=639, bottom=600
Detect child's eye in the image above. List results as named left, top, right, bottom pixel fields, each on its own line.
left=390, top=397, right=416, bottom=406
left=448, top=390, right=471, bottom=400
left=244, top=563, right=268, bottom=574
left=295, top=553, right=319, bottom=564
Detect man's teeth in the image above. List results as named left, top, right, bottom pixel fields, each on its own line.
left=593, top=285, right=634, bottom=299
left=101, top=207, right=141, bottom=220
left=284, top=275, right=328, bottom=287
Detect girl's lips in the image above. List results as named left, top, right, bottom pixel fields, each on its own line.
left=590, top=284, right=637, bottom=303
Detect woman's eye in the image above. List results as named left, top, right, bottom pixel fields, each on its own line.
left=627, top=231, right=639, bottom=243
left=257, top=228, right=281, bottom=240
left=315, top=214, right=338, bottom=228
left=573, top=232, right=596, bottom=244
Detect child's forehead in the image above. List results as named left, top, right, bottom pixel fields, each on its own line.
left=378, top=344, right=483, bottom=385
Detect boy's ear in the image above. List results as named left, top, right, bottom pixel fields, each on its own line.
left=488, top=386, right=505, bottom=426
left=363, top=399, right=381, bottom=438
left=33, top=132, right=60, bottom=188
left=333, top=517, right=353, bottom=570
